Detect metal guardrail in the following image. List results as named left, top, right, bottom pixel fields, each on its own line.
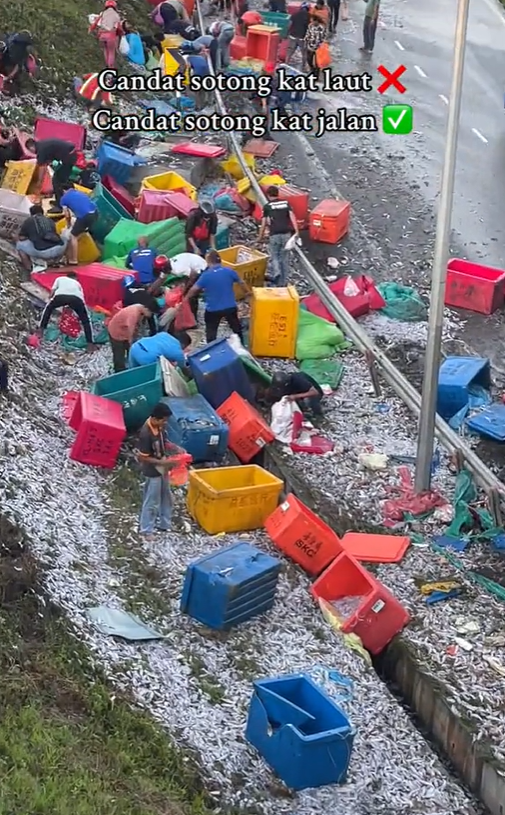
left=192, top=0, right=505, bottom=504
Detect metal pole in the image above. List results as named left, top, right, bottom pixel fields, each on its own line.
left=414, top=0, right=471, bottom=492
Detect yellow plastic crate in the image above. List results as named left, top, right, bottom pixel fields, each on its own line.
left=259, top=174, right=286, bottom=187
left=162, top=34, right=183, bottom=49
left=219, top=244, right=268, bottom=300
left=77, top=232, right=100, bottom=263
left=249, top=286, right=299, bottom=359
left=141, top=170, right=197, bottom=200
left=1, top=159, right=36, bottom=194
left=187, top=465, right=283, bottom=534
left=220, top=153, right=255, bottom=181
left=74, top=184, right=92, bottom=195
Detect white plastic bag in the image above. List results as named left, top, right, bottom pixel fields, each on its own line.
left=270, top=397, right=301, bottom=444
left=88, top=13, right=99, bottom=24
left=119, top=35, right=130, bottom=56
left=343, top=275, right=360, bottom=296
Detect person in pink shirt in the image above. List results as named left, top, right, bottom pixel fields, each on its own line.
left=107, top=301, right=159, bottom=372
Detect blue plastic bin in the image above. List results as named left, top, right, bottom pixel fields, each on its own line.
left=161, top=394, right=229, bottom=462
left=246, top=673, right=355, bottom=790
left=181, top=541, right=281, bottom=630
left=91, top=362, right=162, bottom=431
left=96, top=141, right=145, bottom=185
left=437, top=356, right=490, bottom=421
left=467, top=403, right=505, bottom=441
left=187, top=338, right=254, bottom=409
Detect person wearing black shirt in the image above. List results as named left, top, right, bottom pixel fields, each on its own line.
left=25, top=137, right=78, bottom=211
left=15, top=204, right=67, bottom=270
left=0, top=31, right=34, bottom=89
left=268, top=371, right=324, bottom=415
left=327, top=0, right=341, bottom=33
left=185, top=200, right=217, bottom=256
left=259, top=185, right=299, bottom=286
left=287, top=3, right=310, bottom=65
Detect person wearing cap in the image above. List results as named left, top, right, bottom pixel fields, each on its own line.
left=184, top=249, right=250, bottom=344
left=208, top=21, right=234, bottom=72
left=287, top=2, right=310, bottom=65
left=126, top=236, right=158, bottom=285
left=267, top=370, right=324, bottom=415
left=185, top=200, right=217, bottom=256
left=90, top=0, right=122, bottom=68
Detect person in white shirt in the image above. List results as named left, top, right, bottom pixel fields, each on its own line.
left=37, top=272, right=94, bottom=350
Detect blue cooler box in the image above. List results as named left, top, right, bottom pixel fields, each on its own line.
left=187, top=338, right=254, bottom=409
left=161, top=394, right=228, bottom=462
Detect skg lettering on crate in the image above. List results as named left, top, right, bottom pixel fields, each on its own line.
left=294, top=535, right=322, bottom=559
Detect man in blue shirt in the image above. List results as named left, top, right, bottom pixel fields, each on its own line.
left=60, top=184, right=98, bottom=265
left=184, top=249, right=250, bottom=343
left=128, top=331, right=190, bottom=368
left=126, top=237, right=158, bottom=285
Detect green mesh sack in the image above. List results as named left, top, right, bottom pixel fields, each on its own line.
left=296, top=309, right=351, bottom=361
left=377, top=282, right=427, bottom=322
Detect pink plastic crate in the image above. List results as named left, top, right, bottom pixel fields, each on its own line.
left=311, top=551, right=410, bottom=654
left=69, top=392, right=126, bottom=468
left=34, top=117, right=86, bottom=151
left=137, top=189, right=177, bottom=223
left=163, top=191, right=199, bottom=219
left=445, top=259, right=505, bottom=315
left=102, top=175, right=136, bottom=215
left=32, top=263, right=128, bottom=312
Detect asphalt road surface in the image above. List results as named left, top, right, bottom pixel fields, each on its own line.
left=278, top=0, right=505, bottom=379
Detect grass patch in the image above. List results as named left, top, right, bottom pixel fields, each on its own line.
left=0, top=0, right=154, bottom=92
left=0, top=530, right=218, bottom=815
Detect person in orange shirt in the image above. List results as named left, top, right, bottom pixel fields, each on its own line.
left=107, top=301, right=159, bottom=372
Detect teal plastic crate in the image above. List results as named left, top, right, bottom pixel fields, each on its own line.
left=261, top=11, right=290, bottom=37
left=91, top=362, right=163, bottom=431
left=215, top=220, right=230, bottom=251
left=91, top=182, right=133, bottom=244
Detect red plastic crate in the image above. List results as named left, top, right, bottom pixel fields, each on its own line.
left=217, top=391, right=274, bottom=463
left=445, top=259, right=505, bottom=315
left=102, top=175, right=136, bottom=215
left=230, top=35, right=248, bottom=61
left=278, top=38, right=289, bottom=62
left=69, top=392, right=126, bottom=468
left=170, top=142, right=226, bottom=159
left=163, top=191, right=199, bottom=219
left=246, top=25, right=279, bottom=64
left=13, top=129, right=35, bottom=159
left=265, top=494, right=342, bottom=575
left=260, top=183, right=309, bottom=228
left=311, top=551, right=410, bottom=654
left=309, top=199, right=351, bottom=244
left=34, top=117, right=86, bottom=151
left=32, top=263, right=128, bottom=312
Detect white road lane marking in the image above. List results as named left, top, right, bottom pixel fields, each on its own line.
left=394, top=40, right=405, bottom=50
left=439, top=94, right=449, bottom=105
left=472, top=127, right=488, bottom=144
left=414, top=65, right=427, bottom=78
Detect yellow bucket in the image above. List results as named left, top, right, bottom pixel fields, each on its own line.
left=220, top=153, right=255, bottom=180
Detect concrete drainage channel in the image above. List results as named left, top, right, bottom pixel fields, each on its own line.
left=193, top=1, right=505, bottom=810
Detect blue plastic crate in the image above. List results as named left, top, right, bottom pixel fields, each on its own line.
left=96, top=141, right=145, bottom=185
left=187, top=338, right=254, bottom=409
left=161, top=394, right=229, bottom=463
left=466, top=403, right=505, bottom=441
left=181, top=541, right=281, bottom=630
left=245, top=673, right=355, bottom=790
left=437, top=356, right=490, bottom=421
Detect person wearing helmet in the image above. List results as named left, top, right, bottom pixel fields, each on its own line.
left=90, top=0, right=122, bottom=69
left=239, top=10, right=262, bottom=36
left=287, top=2, right=310, bottom=66
left=126, top=237, right=159, bottom=285
left=267, top=370, right=324, bottom=415
left=185, top=200, right=217, bottom=256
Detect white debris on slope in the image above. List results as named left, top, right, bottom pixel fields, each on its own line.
left=0, top=336, right=479, bottom=814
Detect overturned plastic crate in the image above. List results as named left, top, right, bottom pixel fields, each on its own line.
left=91, top=363, right=162, bottom=431
left=102, top=216, right=186, bottom=260
left=161, top=394, right=229, bottom=463
left=90, top=182, right=133, bottom=244
left=96, top=141, right=145, bottom=185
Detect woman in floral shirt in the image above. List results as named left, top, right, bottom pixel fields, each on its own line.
left=304, top=15, right=326, bottom=80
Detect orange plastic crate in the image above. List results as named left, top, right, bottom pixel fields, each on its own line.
left=217, top=391, right=274, bottom=463
left=309, top=199, right=351, bottom=244
left=265, top=494, right=342, bottom=575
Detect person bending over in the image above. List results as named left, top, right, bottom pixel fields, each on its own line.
left=37, top=272, right=94, bottom=351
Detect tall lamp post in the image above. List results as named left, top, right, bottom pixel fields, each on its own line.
left=415, top=0, right=472, bottom=492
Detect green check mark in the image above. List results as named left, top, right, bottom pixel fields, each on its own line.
left=383, top=104, right=413, bottom=134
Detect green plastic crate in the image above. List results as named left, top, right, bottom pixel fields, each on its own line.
left=102, top=217, right=186, bottom=259
left=91, top=183, right=133, bottom=244
left=91, top=362, right=163, bottom=431
left=260, top=11, right=290, bottom=37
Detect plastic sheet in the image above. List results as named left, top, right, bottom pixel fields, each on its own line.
left=87, top=606, right=164, bottom=640
left=300, top=358, right=344, bottom=390
left=377, top=282, right=427, bottom=322
left=296, top=310, right=351, bottom=361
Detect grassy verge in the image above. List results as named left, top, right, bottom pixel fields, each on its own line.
left=0, top=520, right=214, bottom=815
left=0, top=0, right=153, bottom=91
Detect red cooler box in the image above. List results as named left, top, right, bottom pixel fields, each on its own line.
left=311, top=551, right=410, bottom=654
left=445, top=258, right=505, bottom=315
left=309, top=199, right=351, bottom=244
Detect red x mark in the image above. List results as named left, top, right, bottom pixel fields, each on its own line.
left=377, top=65, right=407, bottom=94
